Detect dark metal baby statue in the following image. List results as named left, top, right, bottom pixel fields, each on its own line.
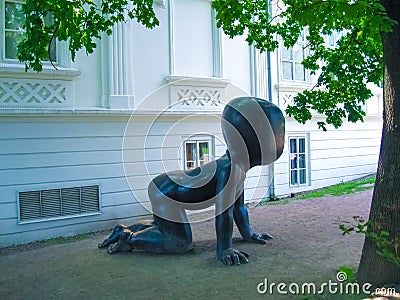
left=98, top=97, right=285, bottom=265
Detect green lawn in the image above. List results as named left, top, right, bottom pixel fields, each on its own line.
left=263, top=174, right=376, bottom=206
left=292, top=175, right=376, bottom=200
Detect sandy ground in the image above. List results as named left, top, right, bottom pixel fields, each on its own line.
left=0, top=189, right=374, bottom=300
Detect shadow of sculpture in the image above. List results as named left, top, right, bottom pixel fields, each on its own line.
left=99, top=97, right=285, bottom=265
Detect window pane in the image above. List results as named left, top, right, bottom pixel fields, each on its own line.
left=49, top=38, right=57, bottom=62
left=198, top=142, right=209, bottom=165
left=299, top=154, right=306, bottom=168
left=44, top=12, right=57, bottom=62
left=289, top=138, right=297, bottom=153
left=5, top=31, right=24, bottom=59
left=5, top=3, right=57, bottom=62
left=295, top=63, right=305, bottom=81
left=300, top=169, right=307, bottom=184
left=198, top=142, right=209, bottom=157
left=290, top=155, right=298, bottom=169
left=291, top=170, right=298, bottom=185
left=5, top=2, right=25, bottom=30
left=299, top=138, right=306, bottom=153
left=282, top=47, right=292, bottom=60
left=186, top=142, right=196, bottom=162
left=186, top=161, right=195, bottom=169
left=282, top=61, right=293, bottom=80
left=298, top=30, right=305, bottom=42
left=328, top=34, right=335, bottom=47
left=293, top=47, right=304, bottom=62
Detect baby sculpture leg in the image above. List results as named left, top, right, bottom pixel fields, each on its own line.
left=105, top=178, right=193, bottom=254
left=98, top=220, right=155, bottom=249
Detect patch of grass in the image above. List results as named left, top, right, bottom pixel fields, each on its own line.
left=258, top=174, right=376, bottom=206
left=292, top=175, right=376, bottom=200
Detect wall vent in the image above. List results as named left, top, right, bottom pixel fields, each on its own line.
left=19, top=185, right=100, bottom=222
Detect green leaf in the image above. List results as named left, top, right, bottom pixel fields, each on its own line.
left=337, top=266, right=355, bottom=282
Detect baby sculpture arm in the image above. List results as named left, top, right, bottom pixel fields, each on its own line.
left=215, top=166, right=250, bottom=265
left=214, top=183, right=272, bottom=265
left=233, top=192, right=273, bottom=244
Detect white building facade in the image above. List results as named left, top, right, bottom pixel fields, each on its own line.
left=0, top=0, right=381, bottom=246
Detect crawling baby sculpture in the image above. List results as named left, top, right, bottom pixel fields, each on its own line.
left=99, top=97, right=285, bottom=265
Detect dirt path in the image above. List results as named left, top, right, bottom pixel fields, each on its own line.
left=0, top=189, right=373, bottom=299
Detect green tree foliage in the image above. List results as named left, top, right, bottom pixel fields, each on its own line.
left=18, top=0, right=158, bottom=71
left=211, top=0, right=395, bottom=130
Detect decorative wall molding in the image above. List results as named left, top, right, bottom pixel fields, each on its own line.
left=107, top=22, right=134, bottom=109
left=275, top=83, right=313, bottom=93
left=279, top=91, right=297, bottom=110
left=166, top=77, right=229, bottom=112
left=211, top=9, right=222, bottom=78
left=166, top=75, right=229, bottom=88
left=0, top=65, right=80, bottom=81
left=176, top=88, right=222, bottom=107
left=170, top=85, right=225, bottom=111
left=0, top=79, right=73, bottom=108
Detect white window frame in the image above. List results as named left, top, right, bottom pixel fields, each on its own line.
left=2, top=0, right=58, bottom=63
left=182, top=135, right=214, bottom=170
left=288, top=135, right=310, bottom=187
left=325, top=30, right=344, bottom=48
left=280, top=30, right=307, bottom=83
left=3, top=0, right=24, bottom=61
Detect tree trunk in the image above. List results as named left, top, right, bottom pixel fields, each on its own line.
left=357, top=0, right=400, bottom=285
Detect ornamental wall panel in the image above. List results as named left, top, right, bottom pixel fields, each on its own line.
left=0, top=78, right=73, bottom=108
left=169, top=85, right=224, bottom=111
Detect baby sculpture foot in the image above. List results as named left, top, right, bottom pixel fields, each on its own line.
left=247, top=232, right=274, bottom=244
left=107, top=229, right=133, bottom=254
left=98, top=224, right=126, bottom=248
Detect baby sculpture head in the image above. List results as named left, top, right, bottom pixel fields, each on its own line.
left=221, top=97, right=285, bottom=169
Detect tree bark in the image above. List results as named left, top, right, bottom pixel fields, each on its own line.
left=357, top=0, right=400, bottom=285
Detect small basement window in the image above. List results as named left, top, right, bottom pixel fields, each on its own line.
left=18, top=185, right=100, bottom=223
left=182, top=135, right=214, bottom=170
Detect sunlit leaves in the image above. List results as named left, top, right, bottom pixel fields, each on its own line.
left=212, top=0, right=396, bottom=129
left=18, top=0, right=159, bottom=71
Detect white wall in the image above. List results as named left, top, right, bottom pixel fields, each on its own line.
left=70, top=48, right=103, bottom=107
left=0, top=115, right=134, bottom=246
left=131, top=5, right=170, bottom=105
left=0, top=110, right=277, bottom=246
left=274, top=117, right=382, bottom=197
left=222, top=33, right=252, bottom=95
left=172, top=0, right=213, bottom=77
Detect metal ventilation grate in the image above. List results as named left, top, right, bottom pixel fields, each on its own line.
left=19, top=185, right=100, bottom=222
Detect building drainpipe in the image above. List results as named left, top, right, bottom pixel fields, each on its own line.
left=249, top=1, right=277, bottom=201
left=267, top=0, right=276, bottom=200
left=266, top=50, right=277, bottom=200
